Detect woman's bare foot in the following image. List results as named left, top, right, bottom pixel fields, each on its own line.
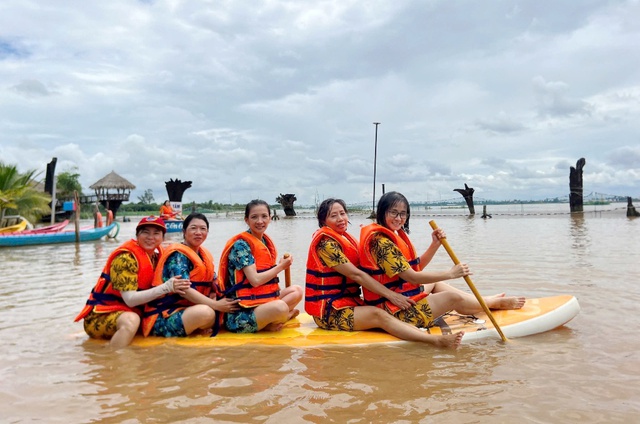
left=487, top=296, right=526, bottom=310
left=288, top=309, right=300, bottom=321
left=263, top=322, right=285, bottom=332
left=432, top=331, right=464, bottom=349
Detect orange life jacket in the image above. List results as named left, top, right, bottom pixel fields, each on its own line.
left=358, top=223, right=426, bottom=314
left=106, top=210, right=114, bottom=226
left=95, top=211, right=103, bottom=227
left=141, top=243, right=216, bottom=336
left=305, top=227, right=364, bottom=319
left=159, top=204, right=175, bottom=219
left=74, top=239, right=161, bottom=321
left=218, top=231, right=281, bottom=308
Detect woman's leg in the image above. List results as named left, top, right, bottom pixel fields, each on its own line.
left=111, top=311, right=141, bottom=349
left=181, top=304, right=216, bottom=335
left=352, top=306, right=463, bottom=349
left=426, top=282, right=525, bottom=312
left=254, top=300, right=290, bottom=331
left=280, top=285, right=303, bottom=319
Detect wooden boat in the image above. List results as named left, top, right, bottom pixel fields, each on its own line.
left=0, top=220, right=69, bottom=236
left=0, top=223, right=119, bottom=247
left=121, top=295, right=580, bottom=348
left=164, top=219, right=183, bottom=233
left=0, top=217, right=29, bottom=233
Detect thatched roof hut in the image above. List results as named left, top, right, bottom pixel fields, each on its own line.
left=90, top=171, right=135, bottom=192
left=90, top=171, right=136, bottom=216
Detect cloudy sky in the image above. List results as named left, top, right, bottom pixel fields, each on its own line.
left=1, top=1, right=639, bottom=207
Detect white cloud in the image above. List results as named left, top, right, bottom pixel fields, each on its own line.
left=1, top=0, right=639, bottom=206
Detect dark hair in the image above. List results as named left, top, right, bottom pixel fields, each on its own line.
left=182, top=213, right=209, bottom=235
left=245, top=199, right=270, bottom=218
left=316, top=198, right=348, bottom=228
left=163, top=200, right=170, bottom=206
left=376, top=191, right=411, bottom=233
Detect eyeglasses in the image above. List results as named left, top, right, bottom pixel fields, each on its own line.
left=387, top=210, right=408, bottom=219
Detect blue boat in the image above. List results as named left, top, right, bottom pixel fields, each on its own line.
left=165, top=219, right=183, bottom=233
left=0, top=223, right=119, bottom=247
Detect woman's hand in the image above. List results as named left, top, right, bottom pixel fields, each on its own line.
left=387, top=292, right=417, bottom=311
left=431, top=228, right=445, bottom=245
left=279, top=254, right=293, bottom=269
left=166, top=277, right=191, bottom=295
left=213, top=298, right=241, bottom=312
left=449, top=263, right=471, bottom=279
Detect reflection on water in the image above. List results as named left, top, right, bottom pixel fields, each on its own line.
left=1, top=206, right=639, bottom=422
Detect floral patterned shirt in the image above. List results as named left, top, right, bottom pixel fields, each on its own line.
left=110, top=253, right=140, bottom=292
left=316, top=236, right=349, bottom=268
left=162, top=250, right=194, bottom=281
left=226, top=237, right=256, bottom=292
left=369, top=233, right=411, bottom=277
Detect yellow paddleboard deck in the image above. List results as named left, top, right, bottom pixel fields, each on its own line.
left=124, top=295, right=579, bottom=348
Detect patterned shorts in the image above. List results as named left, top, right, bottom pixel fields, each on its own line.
left=395, top=297, right=434, bottom=328
left=313, top=307, right=356, bottom=331
left=225, top=308, right=258, bottom=333
left=151, top=310, right=187, bottom=337
left=83, top=311, right=125, bottom=339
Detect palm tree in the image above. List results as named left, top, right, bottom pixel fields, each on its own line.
left=0, top=162, right=52, bottom=226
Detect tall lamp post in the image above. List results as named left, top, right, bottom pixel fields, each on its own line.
left=371, top=122, right=381, bottom=217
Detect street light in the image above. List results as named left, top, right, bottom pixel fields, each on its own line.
left=372, top=122, right=381, bottom=216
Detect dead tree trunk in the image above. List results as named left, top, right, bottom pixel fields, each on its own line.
left=627, top=197, right=640, bottom=217
left=454, top=184, right=475, bottom=215
left=570, top=158, right=586, bottom=213
left=276, top=193, right=297, bottom=217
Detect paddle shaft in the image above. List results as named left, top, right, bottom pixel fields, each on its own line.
left=284, top=253, right=291, bottom=288
left=429, top=220, right=508, bottom=342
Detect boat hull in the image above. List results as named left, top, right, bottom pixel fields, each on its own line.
left=0, top=218, right=28, bottom=233
left=165, top=220, right=183, bottom=233
left=0, top=220, right=69, bottom=236
left=0, top=223, right=119, bottom=247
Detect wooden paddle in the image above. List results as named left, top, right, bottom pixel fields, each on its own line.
left=429, top=220, right=508, bottom=342
left=284, top=253, right=291, bottom=288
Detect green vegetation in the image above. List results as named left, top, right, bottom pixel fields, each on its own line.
left=137, top=189, right=155, bottom=205
left=56, top=167, right=83, bottom=198
left=118, top=200, right=252, bottom=216
left=0, top=162, right=52, bottom=225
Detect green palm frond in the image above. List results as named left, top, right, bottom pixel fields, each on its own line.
left=0, top=162, right=52, bottom=224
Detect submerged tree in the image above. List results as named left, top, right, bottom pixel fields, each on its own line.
left=276, top=193, right=297, bottom=216
left=0, top=162, right=52, bottom=224
left=453, top=183, right=476, bottom=215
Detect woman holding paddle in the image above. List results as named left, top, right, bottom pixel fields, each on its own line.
left=218, top=199, right=303, bottom=333
left=305, top=198, right=464, bottom=348
left=359, top=191, right=525, bottom=328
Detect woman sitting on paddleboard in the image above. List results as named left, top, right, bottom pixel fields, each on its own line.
left=75, top=216, right=190, bottom=349
left=218, top=199, right=303, bottom=333
left=142, top=213, right=239, bottom=337
left=306, top=198, right=464, bottom=348
left=360, top=191, right=525, bottom=328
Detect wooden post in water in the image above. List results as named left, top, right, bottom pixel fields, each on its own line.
left=74, top=191, right=80, bottom=243
left=627, top=197, right=640, bottom=217
left=481, top=205, right=492, bottom=219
